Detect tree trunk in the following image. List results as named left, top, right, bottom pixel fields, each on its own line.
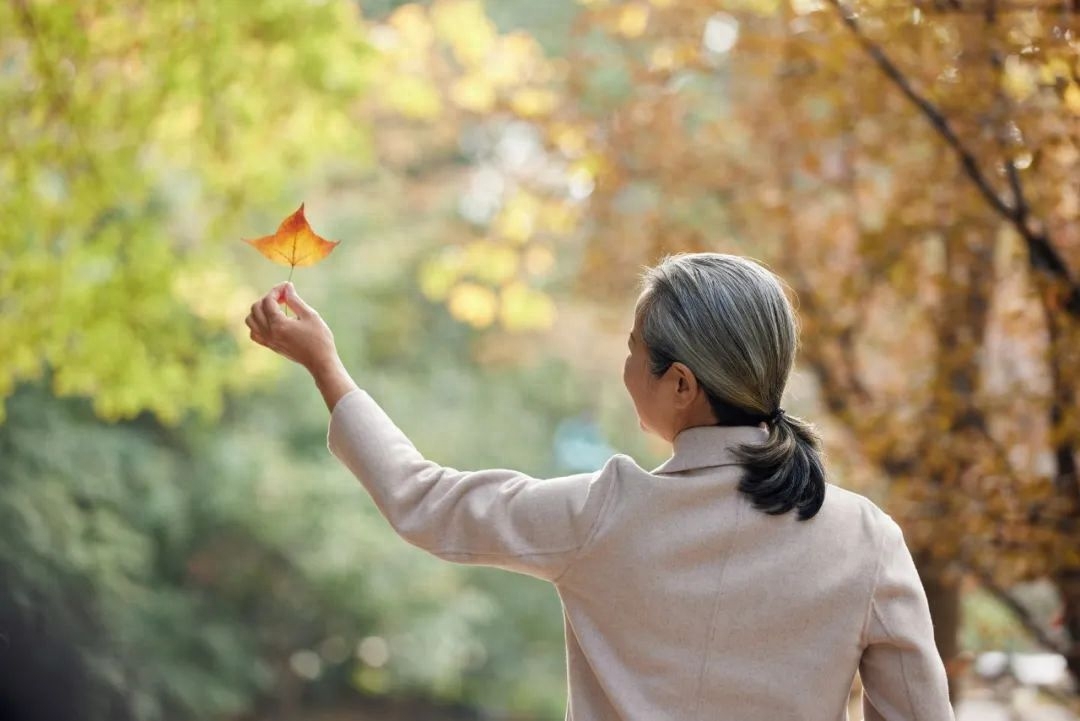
left=915, top=555, right=961, bottom=704
left=1058, top=568, right=1080, bottom=685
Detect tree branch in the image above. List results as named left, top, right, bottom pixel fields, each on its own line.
left=970, top=565, right=1068, bottom=655
left=914, top=0, right=1080, bottom=13
left=829, top=0, right=1015, bottom=217
left=1043, top=303, right=1080, bottom=505
left=828, top=0, right=1080, bottom=317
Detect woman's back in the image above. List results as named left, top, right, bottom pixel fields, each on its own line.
left=327, top=389, right=953, bottom=721
left=556, top=425, right=948, bottom=720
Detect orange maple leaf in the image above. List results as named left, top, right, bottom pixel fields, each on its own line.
left=245, top=203, right=339, bottom=271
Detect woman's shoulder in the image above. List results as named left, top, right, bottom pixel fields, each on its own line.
left=817, top=482, right=902, bottom=543
left=589, top=452, right=653, bottom=481
left=823, top=482, right=892, bottom=514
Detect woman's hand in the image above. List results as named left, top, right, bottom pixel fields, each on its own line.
left=245, top=282, right=338, bottom=373
left=246, top=282, right=359, bottom=413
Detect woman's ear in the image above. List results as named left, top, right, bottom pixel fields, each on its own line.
left=668, top=361, right=700, bottom=409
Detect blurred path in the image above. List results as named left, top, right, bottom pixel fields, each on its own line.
left=956, top=695, right=1077, bottom=721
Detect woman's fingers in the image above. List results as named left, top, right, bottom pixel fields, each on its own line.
left=261, top=291, right=287, bottom=326
left=250, top=299, right=269, bottom=334
left=246, top=312, right=270, bottom=348
left=245, top=285, right=335, bottom=371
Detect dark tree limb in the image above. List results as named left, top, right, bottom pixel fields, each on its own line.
left=970, top=566, right=1069, bottom=655
left=915, top=0, right=1080, bottom=13
left=827, top=0, right=1080, bottom=316
left=829, top=0, right=1014, bottom=216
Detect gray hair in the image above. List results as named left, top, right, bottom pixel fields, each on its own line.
left=638, top=253, right=826, bottom=520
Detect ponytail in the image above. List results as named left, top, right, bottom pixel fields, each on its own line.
left=732, top=412, right=826, bottom=521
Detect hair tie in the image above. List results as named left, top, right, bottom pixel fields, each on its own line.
left=768, top=408, right=786, bottom=424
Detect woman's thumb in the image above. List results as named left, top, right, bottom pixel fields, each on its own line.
left=280, top=282, right=315, bottom=318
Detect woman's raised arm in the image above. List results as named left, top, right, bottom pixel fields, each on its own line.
left=245, top=283, right=618, bottom=582
left=326, top=387, right=619, bottom=581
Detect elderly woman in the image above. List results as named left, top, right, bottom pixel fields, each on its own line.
left=245, top=253, right=953, bottom=721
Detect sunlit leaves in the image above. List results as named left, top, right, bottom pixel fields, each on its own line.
left=418, top=188, right=577, bottom=331
left=616, top=4, right=651, bottom=38
left=430, top=0, right=497, bottom=67
left=419, top=234, right=555, bottom=331
left=493, top=192, right=541, bottom=244
left=450, top=75, right=498, bottom=113
left=433, top=277, right=557, bottom=331
left=386, top=4, right=436, bottom=48
left=549, top=121, right=590, bottom=157
left=509, top=87, right=561, bottom=118
left=385, top=76, right=445, bottom=119
left=1002, top=55, right=1037, bottom=103
left=523, top=246, right=557, bottom=277
left=718, top=0, right=782, bottom=17
left=0, top=0, right=373, bottom=423
left=499, top=282, right=557, bottom=331
left=359, top=2, right=574, bottom=333
left=367, top=1, right=560, bottom=123
left=463, top=241, right=519, bottom=284
left=487, top=33, right=553, bottom=88
left=1064, top=84, right=1080, bottom=115
left=448, top=282, right=499, bottom=328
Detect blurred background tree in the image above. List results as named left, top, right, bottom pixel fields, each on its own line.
left=2, top=0, right=1078, bottom=720
left=0, top=0, right=374, bottom=423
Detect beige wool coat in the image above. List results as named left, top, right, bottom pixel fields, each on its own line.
left=327, top=388, right=955, bottom=721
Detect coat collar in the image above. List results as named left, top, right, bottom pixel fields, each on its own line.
left=651, top=424, right=768, bottom=474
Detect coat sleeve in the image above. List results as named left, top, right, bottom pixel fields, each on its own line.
left=325, top=388, right=618, bottom=582
left=860, top=518, right=955, bottom=721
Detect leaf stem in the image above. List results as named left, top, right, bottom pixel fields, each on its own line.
left=284, top=264, right=295, bottom=317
